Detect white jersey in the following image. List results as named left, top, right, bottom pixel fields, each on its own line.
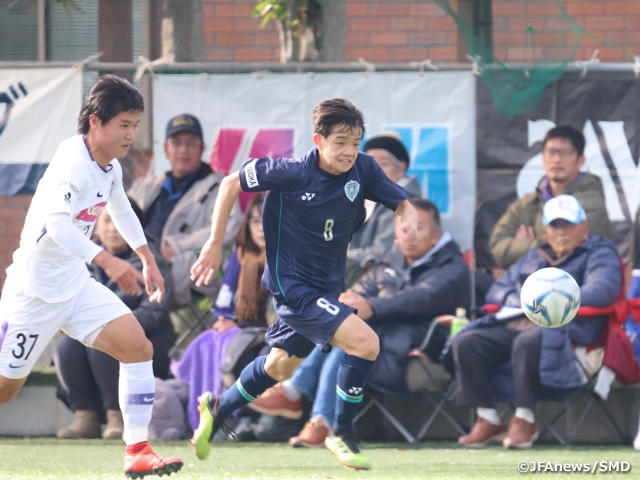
left=7, top=135, right=132, bottom=303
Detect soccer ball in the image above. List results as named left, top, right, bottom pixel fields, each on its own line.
left=520, top=267, right=581, bottom=328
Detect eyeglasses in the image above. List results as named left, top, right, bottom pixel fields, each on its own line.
left=168, top=138, right=201, bottom=148
left=543, top=147, right=576, bottom=159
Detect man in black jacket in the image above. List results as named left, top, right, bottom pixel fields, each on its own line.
left=247, top=197, right=470, bottom=446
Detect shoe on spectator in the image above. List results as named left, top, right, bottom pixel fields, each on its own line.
left=289, top=418, right=331, bottom=448
left=124, top=441, right=183, bottom=478
left=503, top=417, right=538, bottom=449
left=247, top=384, right=303, bottom=419
left=57, top=410, right=101, bottom=439
left=103, top=409, right=124, bottom=440
left=458, top=417, right=507, bottom=447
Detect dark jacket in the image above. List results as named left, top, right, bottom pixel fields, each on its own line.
left=353, top=232, right=470, bottom=394
left=87, top=241, right=176, bottom=338
left=443, top=234, right=621, bottom=390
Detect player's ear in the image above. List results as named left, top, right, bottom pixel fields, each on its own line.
left=312, top=133, right=323, bottom=148
left=89, top=113, right=100, bottom=131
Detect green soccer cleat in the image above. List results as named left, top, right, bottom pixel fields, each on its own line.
left=325, top=430, right=372, bottom=470
left=191, top=392, right=234, bottom=460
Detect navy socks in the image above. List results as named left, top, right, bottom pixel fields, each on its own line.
left=334, top=354, right=375, bottom=431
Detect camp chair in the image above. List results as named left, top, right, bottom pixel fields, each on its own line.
left=171, top=291, right=215, bottom=350
left=485, top=260, right=640, bottom=445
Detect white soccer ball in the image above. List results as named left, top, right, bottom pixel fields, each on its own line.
left=520, top=267, right=581, bottom=328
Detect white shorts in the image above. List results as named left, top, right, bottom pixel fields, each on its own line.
left=0, top=277, right=131, bottom=379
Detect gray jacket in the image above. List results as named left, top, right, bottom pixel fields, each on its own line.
left=128, top=165, right=242, bottom=304
left=348, top=175, right=421, bottom=266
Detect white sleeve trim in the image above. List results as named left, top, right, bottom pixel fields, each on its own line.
left=46, top=212, right=103, bottom=264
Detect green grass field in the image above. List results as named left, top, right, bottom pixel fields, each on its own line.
left=0, top=439, right=637, bottom=479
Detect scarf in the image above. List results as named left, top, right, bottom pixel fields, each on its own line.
left=234, top=246, right=269, bottom=327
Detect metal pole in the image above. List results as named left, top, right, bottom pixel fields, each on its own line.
left=37, top=0, right=46, bottom=62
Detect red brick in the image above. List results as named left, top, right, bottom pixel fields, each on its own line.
left=492, top=2, right=526, bottom=16
left=232, top=17, right=270, bottom=30
left=345, top=47, right=391, bottom=62
left=390, top=18, right=429, bottom=31
left=371, top=32, right=409, bottom=46
left=409, top=3, right=446, bottom=16
left=565, top=2, right=604, bottom=16
left=346, top=32, right=372, bottom=45
left=585, top=16, right=627, bottom=31
left=215, top=4, right=254, bottom=17
left=509, top=17, right=545, bottom=32
left=390, top=47, right=430, bottom=62
left=536, top=32, right=566, bottom=47
left=371, top=4, right=409, bottom=16
left=203, top=3, right=214, bottom=17
left=429, top=18, right=457, bottom=31
left=410, top=31, right=447, bottom=45
left=206, top=49, right=233, bottom=61
left=204, top=18, right=234, bottom=32
left=216, top=33, right=254, bottom=47
left=428, top=46, right=457, bottom=61
left=233, top=47, right=276, bottom=62
left=349, top=18, right=391, bottom=31
left=506, top=46, right=543, bottom=62
left=527, top=2, right=564, bottom=16
left=493, top=32, right=527, bottom=46
left=605, top=2, right=640, bottom=15
left=254, top=32, right=280, bottom=47
left=346, top=2, right=369, bottom=16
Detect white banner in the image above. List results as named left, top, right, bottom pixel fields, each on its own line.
left=0, top=69, right=82, bottom=195
left=153, top=72, right=476, bottom=249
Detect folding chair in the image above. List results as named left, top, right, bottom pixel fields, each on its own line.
left=485, top=259, right=640, bottom=445
left=171, top=291, right=215, bottom=350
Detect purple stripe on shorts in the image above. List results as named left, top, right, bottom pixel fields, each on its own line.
left=123, top=393, right=155, bottom=405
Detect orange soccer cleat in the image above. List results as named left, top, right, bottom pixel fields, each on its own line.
left=124, top=442, right=183, bottom=479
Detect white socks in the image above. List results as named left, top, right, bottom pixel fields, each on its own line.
left=515, top=407, right=535, bottom=424
left=119, top=361, right=155, bottom=445
left=281, top=380, right=302, bottom=401
left=477, top=407, right=501, bottom=426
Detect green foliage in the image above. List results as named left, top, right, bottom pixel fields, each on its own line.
left=252, top=0, right=309, bottom=29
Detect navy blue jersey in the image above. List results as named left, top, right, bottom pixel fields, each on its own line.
left=239, top=148, right=409, bottom=306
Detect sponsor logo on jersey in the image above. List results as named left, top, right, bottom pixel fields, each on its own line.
left=59, top=181, right=80, bottom=195
left=64, top=192, right=72, bottom=204
left=245, top=158, right=260, bottom=188
left=75, top=201, right=107, bottom=222
left=344, top=180, right=360, bottom=202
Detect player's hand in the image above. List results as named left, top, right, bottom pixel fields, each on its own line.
left=191, top=238, right=222, bottom=287
left=141, top=258, right=165, bottom=303
left=339, top=289, right=374, bottom=320
left=94, top=251, right=144, bottom=297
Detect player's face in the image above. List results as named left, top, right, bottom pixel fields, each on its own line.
left=395, top=208, right=440, bottom=263
left=248, top=206, right=265, bottom=250
left=164, top=132, right=204, bottom=178
left=314, top=127, right=363, bottom=175
left=367, top=148, right=406, bottom=183
left=545, top=219, right=589, bottom=257
left=96, top=210, right=129, bottom=254
left=91, top=110, right=140, bottom=159
left=542, top=137, right=585, bottom=184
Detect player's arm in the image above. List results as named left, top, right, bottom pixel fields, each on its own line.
left=191, top=171, right=243, bottom=287
left=394, top=199, right=419, bottom=244
left=107, top=170, right=165, bottom=302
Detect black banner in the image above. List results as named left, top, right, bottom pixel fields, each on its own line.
left=475, top=71, right=640, bottom=268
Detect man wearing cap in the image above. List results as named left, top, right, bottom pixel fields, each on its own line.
left=128, top=114, right=241, bottom=304
left=346, top=133, right=421, bottom=284
left=490, top=125, right=611, bottom=270
left=443, top=194, right=620, bottom=449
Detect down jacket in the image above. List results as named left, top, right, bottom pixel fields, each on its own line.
left=443, top=234, right=621, bottom=391
left=352, top=232, right=470, bottom=395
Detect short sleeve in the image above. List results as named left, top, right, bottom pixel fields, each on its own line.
left=363, top=156, right=409, bottom=212
left=47, top=161, right=88, bottom=216
left=238, top=157, right=303, bottom=193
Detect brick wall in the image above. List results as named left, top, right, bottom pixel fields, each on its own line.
left=0, top=196, right=31, bottom=290
left=202, top=0, right=640, bottom=64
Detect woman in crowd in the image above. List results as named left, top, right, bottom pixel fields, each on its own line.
left=55, top=202, right=177, bottom=440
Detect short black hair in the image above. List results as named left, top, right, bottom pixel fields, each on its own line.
left=543, top=125, right=585, bottom=157
left=77, top=74, right=144, bottom=134
left=311, top=98, right=365, bottom=138
left=408, top=196, right=441, bottom=230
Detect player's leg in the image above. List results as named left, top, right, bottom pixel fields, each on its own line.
left=324, top=313, right=379, bottom=470
left=191, top=346, right=305, bottom=460
left=66, top=280, right=181, bottom=478
left=0, top=376, right=27, bottom=404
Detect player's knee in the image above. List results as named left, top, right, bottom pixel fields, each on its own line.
left=361, top=336, right=380, bottom=360
left=0, top=385, right=21, bottom=404
left=264, top=361, right=295, bottom=382
left=140, top=339, right=153, bottom=362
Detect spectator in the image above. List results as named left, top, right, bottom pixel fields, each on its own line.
left=249, top=197, right=470, bottom=446
left=490, top=125, right=610, bottom=270
left=128, top=114, right=242, bottom=304
left=55, top=203, right=177, bottom=440
left=345, top=133, right=421, bottom=285
left=171, top=193, right=269, bottom=431
left=447, top=195, right=620, bottom=449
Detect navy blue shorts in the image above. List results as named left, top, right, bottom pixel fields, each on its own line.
left=265, top=293, right=355, bottom=358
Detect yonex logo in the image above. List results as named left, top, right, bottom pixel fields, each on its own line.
left=301, top=192, right=315, bottom=201
left=348, top=387, right=362, bottom=395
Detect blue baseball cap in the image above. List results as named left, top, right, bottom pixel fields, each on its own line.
left=543, top=194, right=587, bottom=225
left=166, top=114, right=203, bottom=140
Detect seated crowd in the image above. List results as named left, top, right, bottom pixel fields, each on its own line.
left=49, top=117, right=633, bottom=450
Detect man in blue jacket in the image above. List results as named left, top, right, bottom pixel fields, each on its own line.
left=446, top=195, right=620, bottom=449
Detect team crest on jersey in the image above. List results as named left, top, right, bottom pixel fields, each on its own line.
left=344, top=180, right=360, bottom=202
